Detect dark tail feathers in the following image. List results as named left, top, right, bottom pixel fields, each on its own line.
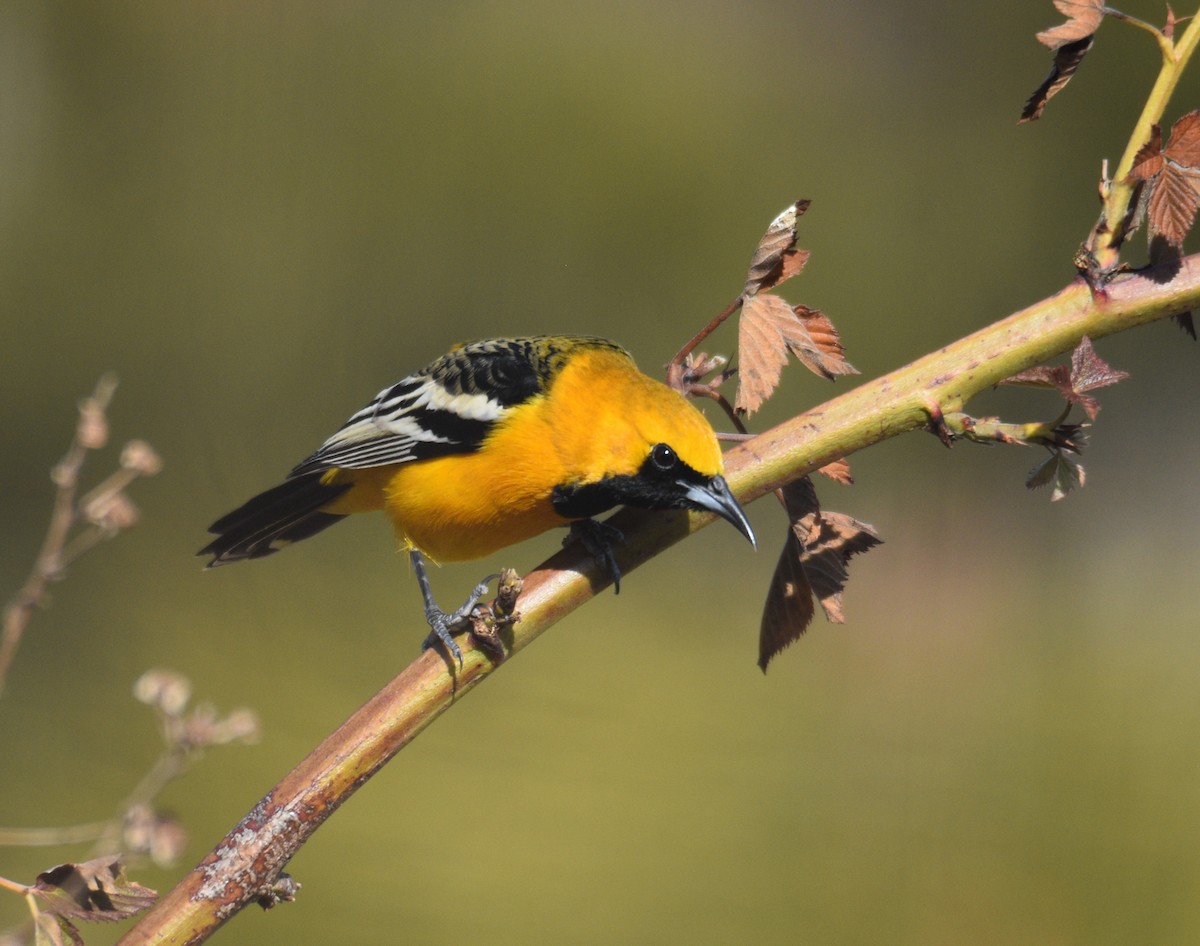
left=199, top=474, right=352, bottom=567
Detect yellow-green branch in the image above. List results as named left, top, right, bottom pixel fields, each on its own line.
left=117, top=255, right=1200, bottom=946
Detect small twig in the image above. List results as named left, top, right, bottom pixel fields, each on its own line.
left=0, top=822, right=113, bottom=848
left=670, top=295, right=743, bottom=368
left=1104, top=9, right=1172, bottom=52
left=691, top=386, right=748, bottom=435
left=0, top=375, right=119, bottom=696
left=0, top=382, right=162, bottom=698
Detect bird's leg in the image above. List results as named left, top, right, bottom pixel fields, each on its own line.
left=567, top=518, right=624, bottom=593
left=409, top=549, right=498, bottom=667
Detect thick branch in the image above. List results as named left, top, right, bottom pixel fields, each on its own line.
left=117, top=257, right=1200, bottom=945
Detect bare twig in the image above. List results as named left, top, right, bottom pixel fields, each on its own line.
left=0, top=822, right=115, bottom=849
left=0, top=377, right=161, bottom=696
left=670, top=296, right=744, bottom=369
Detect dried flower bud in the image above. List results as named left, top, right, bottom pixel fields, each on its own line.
left=213, top=708, right=262, bottom=745
left=147, top=815, right=188, bottom=867
left=121, top=440, right=163, bottom=476
left=84, top=492, right=140, bottom=532
left=686, top=351, right=728, bottom=378
left=133, top=669, right=192, bottom=716
left=180, top=702, right=219, bottom=748
left=77, top=397, right=109, bottom=450
left=123, top=804, right=187, bottom=867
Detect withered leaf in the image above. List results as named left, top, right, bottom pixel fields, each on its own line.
left=760, top=527, right=817, bottom=672
left=1021, top=0, right=1104, bottom=123
left=816, top=457, right=853, bottom=484
left=1146, top=161, right=1200, bottom=246
left=802, top=510, right=882, bottom=624
left=759, top=479, right=821, bottom=670
left=34, top=910, right=83, bottom=946
left=1020, top=35, right=1094, bottom=123
left=1127, top=125, right=1165, bottom=182
left=1027, top=448, right=1086, bottom=501
left=33, top=857, right=157, bottom=924
left=759, top=479, right=882, bottom=671
left=1037, top=0, right=1105, bottom=48
left=777, top=476, right=821, bottom=528
left=1164, top=110, right=1200, bottom=167
left=1003, top=337, right=1127, bottom=419
left=735, top=295, right=858, bottom=415
left=744, top=200, right=812, bottom=296
left=1125, top=111, right=1200, bottom=248
left=1070, top=336, right=1129, bottom=397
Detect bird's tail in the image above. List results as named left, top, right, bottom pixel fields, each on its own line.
left=199, top=474, right=352, bottom=567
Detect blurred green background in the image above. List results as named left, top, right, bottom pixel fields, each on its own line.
left=2, top=2, right=1199, bottom=944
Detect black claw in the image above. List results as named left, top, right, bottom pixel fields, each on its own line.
left=568, top=519, right=624, bottom=593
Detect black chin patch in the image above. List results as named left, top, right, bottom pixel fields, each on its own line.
left=551, top=452, right=709, bottom=520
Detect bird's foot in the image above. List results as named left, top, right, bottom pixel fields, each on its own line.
left=420, top=572, right=500, bottom=666
left=567, top=518, right=624, bottom=593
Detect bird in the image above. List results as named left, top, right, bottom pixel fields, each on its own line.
left=199, top=335, right=755, bottom=663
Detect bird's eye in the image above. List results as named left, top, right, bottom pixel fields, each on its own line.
left=649, top=443, right=678, bottom=471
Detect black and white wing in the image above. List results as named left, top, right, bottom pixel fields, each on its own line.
left=287, top=339, right=549, bottom=478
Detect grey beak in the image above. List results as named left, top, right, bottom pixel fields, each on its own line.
left=681, top=475, right=756, bottom=549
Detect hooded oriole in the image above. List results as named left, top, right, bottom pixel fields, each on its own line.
left=200, top=335, right=754, bottom=661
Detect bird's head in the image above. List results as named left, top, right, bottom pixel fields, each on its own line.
left=549, top=357, right=755, bottom=547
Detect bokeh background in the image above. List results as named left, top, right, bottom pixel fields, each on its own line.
left=2, top=2, right=1199, bottom=944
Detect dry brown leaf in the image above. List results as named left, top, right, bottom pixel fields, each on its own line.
left=1070, top=336, right=1130, bottom=397
left=34, top=910, right=82, bottom=946
left=1037, top=0, right=1105, bottom=47
left=793, top=306, right=857, bottom=376
left=802, top=510, right=882, bottom=624
left=1003, top=337, right=1128, bottom=419
left=759, top=528, right=817, bottom=672
left=1020, top=0, right=1105, bottom=122
left=1124, top=112, right=1200, bottom=248
left=32, top=857, right=157, bottom=924
left=758, top=480, right=882, bottom=671
left=735, top=295, right=858, bottom=414
left=1127, top=125, right=1165, bottom=182
left=1020, top=35, right=1095, bottom=122
left=1163, top=110, right=1200, bottom=167
left=759, top=480, right=821, bottom=670
left=744, top=200, right=811, bottom=295
left=1027, top=448, right=1086, bottom=501
left=1147, top=162, right=1200, bottom=246
left=816, top=458, right=853, bottom=484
